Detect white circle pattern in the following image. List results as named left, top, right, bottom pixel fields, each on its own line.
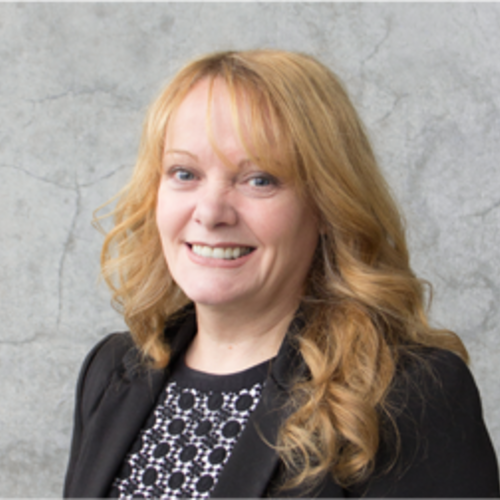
left=111, top=377, right=265, bottom=499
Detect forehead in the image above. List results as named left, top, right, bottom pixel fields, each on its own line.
left=164, top=81, right=242, bottom=168
left=166, top=79, right=236, bottom=137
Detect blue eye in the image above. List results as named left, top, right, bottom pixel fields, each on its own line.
left=248, top=175, right=277, bottom=187
left=173, top=169, right=195, bottom=181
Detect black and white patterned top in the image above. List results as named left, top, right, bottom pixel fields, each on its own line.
left=109, top=356, right=270, bottom=499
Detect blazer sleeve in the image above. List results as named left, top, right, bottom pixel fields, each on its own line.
left=63, top=333, right=134, bottom=497
left=348, top=349, right=500, bottom=497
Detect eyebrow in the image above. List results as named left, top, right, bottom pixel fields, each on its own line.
left=163, top=149, right=258, bottom=171
left=163, top=149, right=199, bottom=161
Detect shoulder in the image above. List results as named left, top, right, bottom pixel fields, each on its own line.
left=385, top=348, right=485, bottom=454
left=389, top=348, right=477, bottom=416
left=75, top=332, right=138, bottom=422
left=81, top=332, right=136, bottom=372
left=79, top=332, right=137, bottom=378
left=74, top=308, right=197, bottom=422
left=356, top=347, right=500, bottom=497
left=387, top=347, right=490, bottom=441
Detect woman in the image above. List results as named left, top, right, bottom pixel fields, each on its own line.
left=64, top=50, right=499, bottom=498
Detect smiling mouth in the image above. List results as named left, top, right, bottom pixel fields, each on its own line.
left=188, top=244, right=255, bottom=260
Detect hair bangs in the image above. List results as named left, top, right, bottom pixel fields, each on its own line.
left=198, top=69, right=301, bottom=192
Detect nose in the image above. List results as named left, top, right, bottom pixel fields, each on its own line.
left=192, top=182, right=238, bottom=229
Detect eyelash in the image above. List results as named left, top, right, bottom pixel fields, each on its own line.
left=166, top=167, right=280, bottom=191
left=247, top=173, right=279, bottom=188
left=169, top=167, right=196, bottom=181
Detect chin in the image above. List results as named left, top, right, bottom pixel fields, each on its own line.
left=180, top=285, right=236, bottom=307
left=189, top=298, right=240, bottom=309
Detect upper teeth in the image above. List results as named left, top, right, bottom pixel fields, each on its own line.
left=191, top=245, right=253, bottom=260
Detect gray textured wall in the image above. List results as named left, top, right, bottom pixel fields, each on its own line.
left=0, top=3, right=499, bottom=496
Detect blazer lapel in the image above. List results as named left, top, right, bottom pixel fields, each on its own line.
left=68, top=311, right=197, bottom=498
left=211, top=318, right=306, bottom=498
left=211, top=374, right=289, bottom=498
left=212, top=316, right=345, bottom=498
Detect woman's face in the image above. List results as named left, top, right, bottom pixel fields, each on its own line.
left=156, top=79, right=319, bottom=315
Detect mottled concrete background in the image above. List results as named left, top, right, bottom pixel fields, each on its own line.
left=0, top=3, right=499, bottom=496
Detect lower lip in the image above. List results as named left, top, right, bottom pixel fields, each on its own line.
left=186, top=244, right=255, bottom=268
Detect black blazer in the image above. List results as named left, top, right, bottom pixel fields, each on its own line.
left=64, top=310, right=500, bottom=497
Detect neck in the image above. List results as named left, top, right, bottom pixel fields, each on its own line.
left=184, top=300, right=298, bottom=375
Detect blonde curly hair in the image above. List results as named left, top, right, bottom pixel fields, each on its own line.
left=97, top=50, right=467, bottom=489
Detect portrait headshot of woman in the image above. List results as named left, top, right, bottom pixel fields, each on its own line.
left=63, top=49, right=499, bottom=498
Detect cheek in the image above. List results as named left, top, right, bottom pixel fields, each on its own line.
left=155, top=192, right=170, bottom=238
left=246, top=199, right=317, bottom=253
left=279, top=200, right=316, bottom=239
left=156, top=189, right=187, bottom=245
left=279, top=207, right=319, bottom=265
